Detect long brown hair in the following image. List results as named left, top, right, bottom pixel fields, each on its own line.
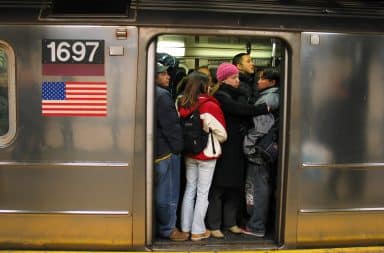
left=179, top=71, right=209, bottom=108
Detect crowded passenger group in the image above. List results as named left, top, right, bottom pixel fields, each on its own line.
left=154, top=52, right=280, bottom=241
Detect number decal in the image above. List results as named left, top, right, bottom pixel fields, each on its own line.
left=46, top=41, right=56, bottom=62
left=72, top=41, right=86, bottom=62
left=85, top=41, right=100, bottom=62
left=56, top=41, right=71, bottom=62
left=42, top=40, right=104, bottom=64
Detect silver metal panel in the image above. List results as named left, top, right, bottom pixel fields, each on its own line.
left=0, top=163, right=130, bottom=212
left=0, top=25, right=138, bottom=212
left=144, top=40, right=156, bottom=246
left=299, top=164, right=384, bottom=210
left=297, top=32, right=384, bottom=245
left=300, top=32, right=384, bottom=164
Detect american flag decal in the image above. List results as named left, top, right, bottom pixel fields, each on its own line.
left=41, top=81, right=107, bottom=117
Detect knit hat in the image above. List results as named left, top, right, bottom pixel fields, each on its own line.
left=156, top=62, right=169, bottom=73
left=216, top=62, right=239, bottom=82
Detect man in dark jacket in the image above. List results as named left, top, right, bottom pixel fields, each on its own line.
left=242, top=69, right=280, bottom=237
left=155, top=62, right=188, bottom=241
left=232, top=53, right=258, bottom=227
left=232, top=53, right=258, bottom=104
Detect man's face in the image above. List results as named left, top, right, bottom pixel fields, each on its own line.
left=156, top=71, right=170, bottom=87
left=237, top=55, right=255, bottom=75
left=257, top=75, right=275, bottom=91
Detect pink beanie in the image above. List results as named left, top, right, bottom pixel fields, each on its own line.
left=216, top=62, right=239, bottom=82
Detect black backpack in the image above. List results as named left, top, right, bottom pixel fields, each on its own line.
left=255, top=118, right=279, bottom=163
left=180, top=108, right=209, bottom=154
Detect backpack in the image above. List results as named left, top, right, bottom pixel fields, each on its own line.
left=255, top=118, right=279, bottom=163
left=180, top=108, right=209, bottom=154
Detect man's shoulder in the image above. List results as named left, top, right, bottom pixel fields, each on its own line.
left=255, top=88, right=278, bottom=109
left=258, top=87, right=279, bottom=99
left=156, top=85, right=172, bottom=99
left=156, top=85, right=169, bottom=93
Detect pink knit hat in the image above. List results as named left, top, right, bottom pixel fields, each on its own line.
left=216, top=62, right=239, bottom=82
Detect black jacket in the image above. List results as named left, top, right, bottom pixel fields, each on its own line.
left=212, top=84, right=268, bottom=187
left=238, top=72, right=258, bottom=105
left=155, top=85, right=183, bottom=159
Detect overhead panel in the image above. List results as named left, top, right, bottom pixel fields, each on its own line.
left=131, top=0, right=384, bottom=18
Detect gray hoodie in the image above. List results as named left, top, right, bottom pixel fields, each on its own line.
left=243, top=87, right=279, bottom=156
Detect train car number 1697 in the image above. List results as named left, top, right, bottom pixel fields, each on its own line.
left=42, top=39, right=104, bottom=64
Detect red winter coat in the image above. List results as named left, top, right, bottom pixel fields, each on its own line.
left=178, top=94, right=227, bottom=160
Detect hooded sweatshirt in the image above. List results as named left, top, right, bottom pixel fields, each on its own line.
left=178, top=94, right=227, bottom=160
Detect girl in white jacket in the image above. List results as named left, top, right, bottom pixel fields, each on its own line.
left=177, top=71, right=227, bottom=241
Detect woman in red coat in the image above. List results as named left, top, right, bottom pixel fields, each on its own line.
left=177, top=71, right=227, bottom=241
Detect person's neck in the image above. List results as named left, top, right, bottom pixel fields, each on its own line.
left=156, top=83, right=169, bottom=88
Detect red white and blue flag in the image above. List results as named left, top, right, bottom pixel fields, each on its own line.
left=41, top=81, right=107, bottom=117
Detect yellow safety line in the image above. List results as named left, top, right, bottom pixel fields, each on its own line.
left=2, top=247, right=384, bottom=253
left=220, top=246, right=384, bottom=253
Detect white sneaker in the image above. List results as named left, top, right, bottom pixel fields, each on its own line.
left=242, top=227, right=265, bottom=237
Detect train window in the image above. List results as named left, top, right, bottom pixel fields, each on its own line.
left=0, top=43, right=16, bottom=146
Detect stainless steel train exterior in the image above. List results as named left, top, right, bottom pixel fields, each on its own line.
left=0, top=0, right=383, bottom=251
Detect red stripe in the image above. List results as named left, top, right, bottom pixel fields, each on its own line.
left=43, top=113, right=107, bottom=117
left=66, top=82, right=106, bottom=85
left=67, top=87, right=106, bottom=90
left=42, top=64, right=104, bottom=76
left=66, top=97, right=106, bottom=100
left=42, top=108, right=105, bottom=111
left=42, top=103, right=107, bottom=106
left=66, top=92, right=107, bottom=95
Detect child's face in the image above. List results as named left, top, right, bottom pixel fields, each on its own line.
left=223, top=73, right=240, bottom=88
left=257, top=76, right=275, bottom=91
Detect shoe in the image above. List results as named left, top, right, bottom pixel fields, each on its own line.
left=169, top=228, right=189, bottom=241
left=210, top=229, right=224, bottom=238
left=191, top=230, right=211, bottom=241
left=242, top=227, right=265, bottom=237
left=228, top=225, right=243, bottom=234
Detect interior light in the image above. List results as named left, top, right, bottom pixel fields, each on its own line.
left=157, top=41, right=185, bottom=57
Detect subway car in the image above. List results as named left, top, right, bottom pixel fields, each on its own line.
left=0, top=0, right=383, bottom=251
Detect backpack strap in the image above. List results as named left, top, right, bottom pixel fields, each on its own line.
left=209, top=128, right=216, bottom=154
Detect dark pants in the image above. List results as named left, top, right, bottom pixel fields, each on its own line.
left=206, top=186, right=241, bottom=230
left=154, top=154, right=181, bottom=237
left=246, top=159, right=271, bottom=233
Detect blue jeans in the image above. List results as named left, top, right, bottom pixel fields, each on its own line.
left=181, top=158, right=216, bottom=234
left=154, top=153, right=181, bottom=237
left=246, top=159, right=271, bottom=233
